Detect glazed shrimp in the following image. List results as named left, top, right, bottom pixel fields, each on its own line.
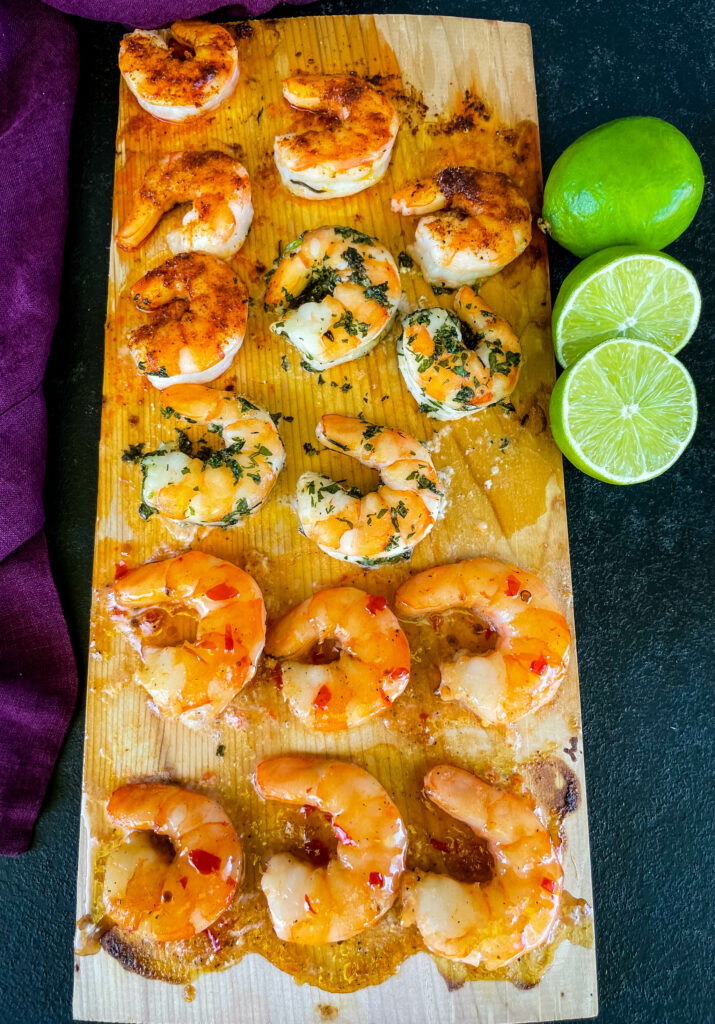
left=394, top=558, right=570, bottom=725
left=264, top=226, right=401, bottom=371
left=391, top=168, right=532, bottom=288
left=267, top=588, right=410, bottom=730
left=254, top=757, right=407, bottom=943
left=103, top=783, right=242, bottom=942
left=127, top=252, right=247, bottom=389
left=140, top=384, right=286, bottom=525
left=111, top=551, right=266, bottom=728
left=118, top=21, right=239, bottom=123
left=274, top=75, right=399, bottom=199
left=296, top=414, right=444, bottom=568
left=116, top=151, right=253, bottom=260
left=402, top=765, right=562, bottom=969
left=398, top=287, right=521, bottom=419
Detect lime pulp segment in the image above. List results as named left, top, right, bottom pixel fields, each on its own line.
left=549, top=339, right=697, bottom=484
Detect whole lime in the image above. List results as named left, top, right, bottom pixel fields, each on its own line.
left=542, top=117, right=704, bottom=257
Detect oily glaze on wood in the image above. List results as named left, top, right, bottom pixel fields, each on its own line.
left=73, top=14, right=598, bottom=1024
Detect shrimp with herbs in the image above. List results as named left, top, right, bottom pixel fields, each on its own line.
left=127, top=252, right=247, bottom=389
left=267, top=587, right=410, bottom=730
left=139, top=384, right=285, bottom=526
left=103, top=783, right=242, bottom=942
left=402, top=765, right=562, bottom=969
left=296, top=414, right=444, bottom=568
left=110, top=551, right=266, bottom=728
left=274, top=75, right=399, bottom=199
left=254, top=756, right=407, bottom=943
left=118, top=21, right=239, bottom=122
left=398, top=287, right=521, bottom=419
left=394, top=558, right=570, bottom=725
left=391, top=167, right=532, bottom=288
left=116, top=151, right=253, bottom=260
left=264, top=226, right=401, bottom=371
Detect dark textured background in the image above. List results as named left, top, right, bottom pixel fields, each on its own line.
left=0, top=2, right=713, bottom=1022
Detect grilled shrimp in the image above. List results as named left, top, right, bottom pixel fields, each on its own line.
left=111, top=551, right=266, bottom=728
left=402, top=765, right=562, bottom=969
left=394, top=558, right=570, bottom=725
left=103, top=783, right=242, bottom=942
left=254, top=757, right=407, bottom=943
left=116, top=151, right=253, bottom=260
left=127, top=252, right=247, bottom=389
left=391, top=167, right=532, bottom=288
left=118, top=21, right=239, bottom=122
left=274, top=75, right=399, bottom=199
left=264, top=226, right=401, bottom=371
left=296, top=414, right=444, bottom=568
left=140, top=384, right=285, bottom=526
left=398, top=287, right=521, bottom=420
left=267, top=588, right=410, bottom=730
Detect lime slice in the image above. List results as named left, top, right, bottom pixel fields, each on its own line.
left=549, top=338, right=697, bottom=484
left=552, top=247, right=701, bottom=367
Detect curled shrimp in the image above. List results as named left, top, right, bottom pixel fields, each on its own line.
left=402, top=765, right=562, bottom=969
left=127, top=252, right=248, bottom=389
left=296, top=414, right=444, bottom=568
left=254, top=756, right=407, bottom=943
left=118, top=21, right=239, bottom=123
left=264, top=226, right=401, bottom=372
left=111, top=551, right=266, bottom=728
left=103, top=783, right=242, bottom=942
left=398, top=287, right=521, bottom=420
left=274, top=74, right=399, bottom=199
left=116, top=151, right=253, bottom=260
left=394, top=558, right=570, bottom=725
left=391, top=167, right=532, bottom=288
left=140, top=384, right=286, bottom=526
left=267, top=587, right=411, bottom=730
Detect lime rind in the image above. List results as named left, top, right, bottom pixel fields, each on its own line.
left=550, top=338, right=697, bottom=485
left=552, top=247, right=701, bottom=368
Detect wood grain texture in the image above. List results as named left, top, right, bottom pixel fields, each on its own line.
left=73, top=14, right=598, bottom=1023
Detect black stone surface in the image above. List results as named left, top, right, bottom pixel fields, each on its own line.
left=0, top=3, right=712, bottom=1022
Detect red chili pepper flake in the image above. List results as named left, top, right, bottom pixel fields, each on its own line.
left=484, top=627, right=496, bottom=641
left=188, top=848, right=222, bottom=875
left=273, top=664, right=283, bottom=691
left=530, top=657, right=549, bottom=676
left=304, top=894, right=317, bottom=915
left=224, top=624, right=234, bottom=652
left=505, top=575, right=521, bottom=597
left=369, top=872, right=385, bottom=888
left=419, top=711, right=429, bottom=721
left=387, top=666, right=409, bottom=681
left=429, top=838, right=451, bottom=853
left=333, top=823, right=357, bottom=847
left=366, top=594, right=388, bottom=615
left=206, top=582, right=239, bottom=602
left=206, top=928, right=221, bottom=953
left=313, top=684, right=332, bottom=710
left=114, top=562, right=129, bottom=581
left=541, top=877, right=557, bottom=893
left=301, top=803, right=316, bottom=816
left=178, top=876, right=188, bottom=889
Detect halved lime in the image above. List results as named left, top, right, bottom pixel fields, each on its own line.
left=552, top=247, right=701, bottom=367
left=549, top=339, right=697, bottom=484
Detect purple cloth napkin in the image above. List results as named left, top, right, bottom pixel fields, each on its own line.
left=0, top=0, right=309, bottom=855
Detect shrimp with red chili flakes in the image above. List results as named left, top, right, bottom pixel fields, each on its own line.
left=110, top=551, right=265, bottom=728
left=402, top=765, right=562, bottom=969
left=394, top=558, right=570, bottom=725
left=296, top=414, right=444, bottom=568
left=118, top=21, right=239, bottom=123
left=274, top=74, right=399, bottom=199
left=398, top=287, right=521, bottom=420
left=103, top=783, right=242, bottom=942
left=116, top=151, right=252, bottom=260
left=267, top=587, right=410, bottom=730
left=391, top=167, right=532, bottom=288
left=254, top=757, right=407, bottom=943
left=127, top=251, right=248, bottom=389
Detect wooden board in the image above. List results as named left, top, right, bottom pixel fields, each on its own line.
left=73, top=14, right=598, bottom=1024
